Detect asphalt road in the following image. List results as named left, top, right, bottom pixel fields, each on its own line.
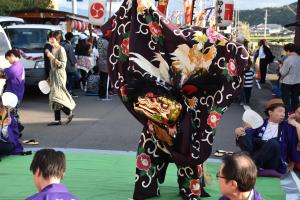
left=20, top=82, right=273, bottom=157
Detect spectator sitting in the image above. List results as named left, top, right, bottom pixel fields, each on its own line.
left=0, top=97, right=23, bottom=157
left=218, top=152, right=263, bottom=200
left=26, top=149, right=77, bottom=200
left=235, top=99, right=289, bottom=174
left=286, top=104, right=300, bottom=170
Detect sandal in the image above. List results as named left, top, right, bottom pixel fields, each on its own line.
left=22, top=139, right=39, bottom=145
left=214, top=150, right=226, bottom=157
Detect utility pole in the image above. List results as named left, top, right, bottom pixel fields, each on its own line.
left=72, top=0, right=77, bottom=14
left=264, top=9, right=267, bottom=39
left=295, top=0, right=300, bottom=46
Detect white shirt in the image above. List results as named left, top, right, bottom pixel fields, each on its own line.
left=248, top=189, right=254, bottom=200
left=262, top=121, right=279, bottom=141
left=258, top=46, right=266, bottom=59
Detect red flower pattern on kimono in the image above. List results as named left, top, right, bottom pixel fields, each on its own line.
left=121, top=38, right=130, bottom=56
left=207, top=111, right=221, bottom=129
left=148, top=22, right=162, bottom=37
left=226, top=59, right=237, bottom=76
left=190, top=179, right=201, bottom=195
left=197, top=165, right=202, bottom=177
left=136, top=153, right=151, bottom=171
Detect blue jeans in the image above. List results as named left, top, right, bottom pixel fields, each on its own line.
left=67, top=71, right=81, bottom=92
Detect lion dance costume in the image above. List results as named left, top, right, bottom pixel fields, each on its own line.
left=101, top=0, right=248, bottom=199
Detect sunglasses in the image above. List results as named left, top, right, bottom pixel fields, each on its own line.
left=216, top=171, right=227, bottom=179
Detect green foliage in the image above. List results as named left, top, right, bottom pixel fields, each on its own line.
left=0, top=0, right=53, bottom=16
left=239, top=2, right=297, bottom=27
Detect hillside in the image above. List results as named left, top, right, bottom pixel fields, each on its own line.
left=239, top=2, right=297, bottom=26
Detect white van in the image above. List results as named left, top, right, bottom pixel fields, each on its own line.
left=5, top=24, right=61, bottom=86
left=0, top=16, right=24, bottom=27
left=0, top=25, right=11, bottom=69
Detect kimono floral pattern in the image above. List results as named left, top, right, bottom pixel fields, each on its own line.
left=101, top=0, right=248, bottom=199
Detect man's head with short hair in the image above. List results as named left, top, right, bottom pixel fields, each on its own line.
left=65, top=32, right=74, bottom=41
left=5, top=49, right=21, bottom=64
left=283, top=43, right=296, bottom=53
left=218, top=152, right=257, bottom=198
left=30, top=149, right=66, bottom=181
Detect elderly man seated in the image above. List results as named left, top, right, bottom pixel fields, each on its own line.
left=235, top=99, right=289, bottom=174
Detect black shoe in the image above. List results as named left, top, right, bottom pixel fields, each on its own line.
left=47, top=121, right=61, bottom=126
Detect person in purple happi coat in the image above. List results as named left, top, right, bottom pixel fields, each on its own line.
left=218, top=152, right=263, bottom=200
left=4, top=49, right=25, bottom=132
left=26, top=149, right=77, bottom=200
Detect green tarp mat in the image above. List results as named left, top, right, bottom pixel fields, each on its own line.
left=0, top=152, right=285, bottom=199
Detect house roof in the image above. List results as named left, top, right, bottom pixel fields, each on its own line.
left=9, top=7, right=88, bottom=22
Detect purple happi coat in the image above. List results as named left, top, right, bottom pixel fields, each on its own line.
left=26, top=183, right=77, bottom=200
left=219, top=188, right=263, bottom=200
left=286, top=124, right=300, bottom=163
left=0, top=111, right=23, bottom=155
left=101, top=0, right=248, bottom=199
left=4, top=60, right=25, bottom=101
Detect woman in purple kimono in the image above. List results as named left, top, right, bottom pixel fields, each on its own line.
left=101, top=0, right=248, bottom=199
left=4, top=49, right=25, bottom=132
left=26, top=149, right=77, bottom=200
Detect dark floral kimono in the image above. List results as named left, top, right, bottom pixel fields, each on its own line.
left=101, top=0, right=248, bottom=199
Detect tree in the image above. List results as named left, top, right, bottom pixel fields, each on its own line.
left=0, top=0, right=53, bottom=16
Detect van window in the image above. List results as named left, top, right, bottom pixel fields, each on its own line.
left=0, top=32, right=10, bottom=55
left=5, top=28, right=50, bottom=53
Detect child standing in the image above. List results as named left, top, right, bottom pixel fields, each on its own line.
left=243, top=65, right=255, bottom=105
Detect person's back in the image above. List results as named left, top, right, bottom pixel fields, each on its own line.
left=280, top=54, right=300, bottom=85
left=61, top=33, right=77, bottom=73
left=26, top=183, right=76, bottom=200
left=26, top=149, right=77, bottom=200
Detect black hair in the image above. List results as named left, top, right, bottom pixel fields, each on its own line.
left=65, top=32, right=74, bottom=41
left=222, top=152, right=257, bottom=192
left=30, top=149, right=66, bottom=179
left=47, top=31, right=54, bottom=41
left=283, top=43, right=296, bottom=53
left=258, top=39, right=266, bottom=46
left=264, top=103, right=286, bottom=117
left=49, top=30, right=63, bottom=42
left=5, top=49, right=21, bottom=58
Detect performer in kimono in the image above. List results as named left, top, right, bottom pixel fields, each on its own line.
left=46, top=31, right=76, bottom=126
left=4, top=49, right=25, bottom=132
left=101, top=0, right=248, bottom=199
left=26, top=149, right=77, bottom=200
left=0, top=94, right=23, bottom=156
left=235, top=99, right=289, bottom=174
left=218, top=152, right=263, bottom=200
